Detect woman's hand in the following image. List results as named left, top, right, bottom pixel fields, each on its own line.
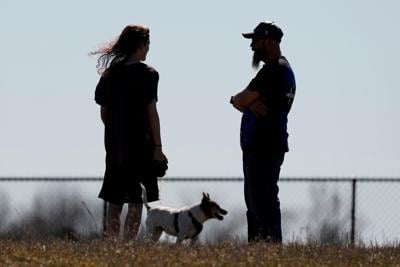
left=153, top=146, right=167, bottom=162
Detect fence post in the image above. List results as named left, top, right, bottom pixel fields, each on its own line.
left=350, top=178, right=357, bottom=245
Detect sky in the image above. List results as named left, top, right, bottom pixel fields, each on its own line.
left=1, top=0, right=399, bottom=178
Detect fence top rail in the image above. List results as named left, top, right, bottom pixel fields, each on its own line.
left=1, top=177, right=400, bottom=183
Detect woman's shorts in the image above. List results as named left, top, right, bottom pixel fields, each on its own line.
left=98, top=164, right=159, bottom=205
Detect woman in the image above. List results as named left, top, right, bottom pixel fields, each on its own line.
left=92, top=25, right=167, bottom=239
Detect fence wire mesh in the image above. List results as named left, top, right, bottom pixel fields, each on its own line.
left=0, top=177, right=399, bottom=245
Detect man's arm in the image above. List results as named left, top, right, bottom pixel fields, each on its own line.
left=230, top=88, right=268, bottom=116
left=231, top=88, right=260, bottom=112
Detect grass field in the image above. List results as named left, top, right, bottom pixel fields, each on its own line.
left=1, top=239, right=400, bottom=266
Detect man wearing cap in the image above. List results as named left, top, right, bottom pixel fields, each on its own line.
left=230, top=21, right=296, bottom=243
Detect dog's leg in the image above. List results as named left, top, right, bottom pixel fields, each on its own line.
left=144, top=227, right=163, bottom=244
left=176, top=233, right=185, bottom=245
left=151, top=228, right=163, bottom=243
left=189, top=236, right=199, bottom=246
left=142, top=228, right=152, bottom=244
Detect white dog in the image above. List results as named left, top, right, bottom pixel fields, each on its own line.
left=140, top=184, right=228, bottom=245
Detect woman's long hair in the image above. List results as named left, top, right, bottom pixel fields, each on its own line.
left=91, top=25, right=149, bottom=74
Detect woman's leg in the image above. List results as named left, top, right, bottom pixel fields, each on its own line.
left=106, top=202, right=123, bottom=239
left=124, top=203, right=143, bottom=240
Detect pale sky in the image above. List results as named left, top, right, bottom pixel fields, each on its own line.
left=1, top=0, right=399, bottom=178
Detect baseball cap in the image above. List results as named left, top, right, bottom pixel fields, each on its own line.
left=242, top=21, right=284, bottom=42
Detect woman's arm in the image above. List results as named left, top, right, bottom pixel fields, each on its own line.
left=147, top=100, right=167, bottom=162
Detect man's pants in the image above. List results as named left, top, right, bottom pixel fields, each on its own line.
left=243, top=150, right=285, bottom=243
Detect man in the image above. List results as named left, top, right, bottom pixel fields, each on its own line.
left=230, top=21, right=296, bottom=243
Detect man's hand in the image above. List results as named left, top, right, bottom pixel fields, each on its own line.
left=231, top=88, right=260, bottom=112
left=248, top=99, right=268, bottom=117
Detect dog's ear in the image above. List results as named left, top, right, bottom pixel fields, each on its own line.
left=202, top=192, right=210, bottom=201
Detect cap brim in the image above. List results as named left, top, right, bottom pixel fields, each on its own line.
left=242, top=32, right=254, bottom=39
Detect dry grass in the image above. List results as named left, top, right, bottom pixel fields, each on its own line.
left=1, top=239, right=400, bottom=266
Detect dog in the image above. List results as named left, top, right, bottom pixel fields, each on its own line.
left=140, top=183, right=228, bottom=245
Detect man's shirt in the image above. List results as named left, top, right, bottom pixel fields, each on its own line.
left=241, top=56, right=296, bottom=152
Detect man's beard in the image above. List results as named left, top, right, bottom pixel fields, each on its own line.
left=252, top=52, right=262, bottom=70
left=252, top=46, right=267, bottom=70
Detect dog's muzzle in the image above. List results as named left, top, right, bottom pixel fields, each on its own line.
left=216, top=208, right=228, bottom=220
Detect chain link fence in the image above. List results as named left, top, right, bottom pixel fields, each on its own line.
left=0, top=177, right=399, bottom=244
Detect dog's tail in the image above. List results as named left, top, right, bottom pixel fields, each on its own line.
left=140, top=183, right=151, bottom=210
